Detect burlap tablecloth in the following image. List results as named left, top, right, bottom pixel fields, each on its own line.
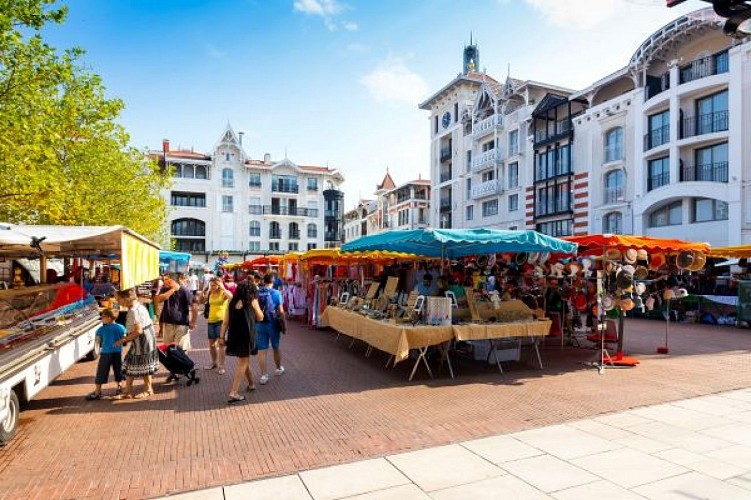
left=453, top=320, right=551, bottom=341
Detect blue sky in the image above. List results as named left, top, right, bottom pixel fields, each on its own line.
left=44, top=0, right=701, bottom=208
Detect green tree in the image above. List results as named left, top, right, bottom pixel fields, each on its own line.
left=0, top=0, right=171, bottom=242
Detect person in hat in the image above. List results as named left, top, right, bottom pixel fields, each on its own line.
left=414, top=273, right=438, bottom=297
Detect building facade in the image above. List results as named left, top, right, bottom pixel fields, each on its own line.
left=155, top=125, right=345, bottom=262
left=424, top=8, right=751, bottom=246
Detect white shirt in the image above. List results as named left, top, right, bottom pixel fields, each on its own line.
left=188, top=274, right=199, bottom=292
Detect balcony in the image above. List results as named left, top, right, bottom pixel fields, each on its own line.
left=271, top=184, right=299, bottom=193
left=439, top=198, right=451, bottom=211
left=680, top=161, right=728, bottom=183
left=472, top=115, right=500, bottom=138
left=471, top=180, right=501, bottom=200
left=263, top=206, right=310, bottom=216
left=471, top=149, right=498, bottom=172
left=643, top=125, right=670, bottom=151
left=680, top=111, right=728, bottom=139
left=648, top=172, right=670, bottom=191
left=249, top=204, right=262, bottom=215
left=534, top=121, right=571, bottom=145
left=603, top=187, right=625, bottom=204
left=269, top=231, right=282, bottom=240
left=439, top=168, right=453, bottom=183
left=679, top=51, right=729, bottom=85
left=440, top=146, right=452, bottom=163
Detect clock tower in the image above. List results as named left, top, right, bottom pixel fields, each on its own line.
left=463, top=34, right=479, bottom=75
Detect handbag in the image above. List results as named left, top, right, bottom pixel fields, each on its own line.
left=275, top=315, right=287, bottom=335
left=203, top=301, right=210, bottom=319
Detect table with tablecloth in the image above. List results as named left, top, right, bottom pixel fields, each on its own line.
left=452, top=320, right=551, bottom=372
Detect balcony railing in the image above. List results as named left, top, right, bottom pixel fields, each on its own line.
left=680, top=161, right=728, bottom=183
left=439, top=198, right=451, bottom=211
left=470, top=180, right=501, bottom=200
left=473, top=115, right=500, bottom=138
left=439, top=169, right=453, bottom=183
left=271, top=184, right=299, bottom=193
left=471, top=149, right=498, bottom=172
left=679, top=50, right=729, bottom=85
left=647, top=172, right=670, bottom=191
left=269, top=231, right=282, bottom=240
left=534, top=121, right=571, bottom=144
left=263, top=206, right=315, bottom=216
left=643, top=125, right=670, bottom=151
left=249, top=204, right=262, bottom=215
left=680, top=110, right=728, bottom=139
left=604, top=187, right=624, bottom=204
left=440, top=146, right=452, bottom=163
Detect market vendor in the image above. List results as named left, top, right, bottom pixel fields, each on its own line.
left=414, top=273, right=438, bottom=296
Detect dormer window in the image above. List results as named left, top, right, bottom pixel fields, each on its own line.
left=222, top=168, right=234, bottom=188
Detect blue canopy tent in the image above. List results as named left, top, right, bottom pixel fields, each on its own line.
left=159, top=250, right=192, bottom=273
left=340, top=228, right=577, bottom=258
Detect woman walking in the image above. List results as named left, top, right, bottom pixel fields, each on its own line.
left=204, top=277, right=232, bottom=374
left=114, top=288, right=159, bottom=399
left=218, top=281, right=263, bottom=403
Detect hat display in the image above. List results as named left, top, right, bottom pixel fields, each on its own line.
left=634, top=282, right=647, bottom=295
left=527, top=252, right=540, bottom=264
left=624, top=248, right=638, bottom=264
left=677, top=250, right=695, bottom=270
left=650, top=253, right=667, bottom=271
left=637, top=249, right=649, bottom=262
left=663, top=289, right=676, bottom=300
left=675, top=288, right=689, bottom=299
left=605, top=248, right=622, bottom=261
left=602, top=295, right=616, bottom=311
left=616, top=270, right=634, bottom=290
left=621, top=296, right=635, bottom=311
left=515, top=253, right=528, bottom=266
left=621, top=264, right=635, bottom=276
left=635, top=266, right=649, bottom=280
left=688, top=252, right=707, bottom=272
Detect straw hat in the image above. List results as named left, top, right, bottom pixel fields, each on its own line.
left=605, top=248, right=622, bottom=261
left=634, top=282, right=647, bottom=295
left=650, top=253, right=667, bottom=271
left=677, top=250, right=695, bottom=270
left=637, top=249, right=649, bottom=262
left=635, top=266, right=649, bottom=280
left=624, top=248, right=638, bottom=264
left=616, top=270, right=633, bottom=290
left=602, top=295, right=616, bottom=311
left=621, top=264, right=636, bottom=276
left=688, top=252, right=707, bottom=272
left=675, top=288, right=689, bottom=299
left=663, top=288, right=676, bottom=300
left=620, top=296, right=635, bottom=311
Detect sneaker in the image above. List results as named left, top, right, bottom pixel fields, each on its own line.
left=274, top=366, right=285, bottom=376
left=259, top=374, right=269, bottom=385
left=217, top=368, right=226, bottom=375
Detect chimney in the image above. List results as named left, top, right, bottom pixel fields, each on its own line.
left=264, top=153, right=271, bottom=164
left=238, top=132, right=244, bottom=146
left=162, top=139, right=170, bottom=154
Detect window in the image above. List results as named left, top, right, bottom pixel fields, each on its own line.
left=648, top=157, right=670, bottom=191
left=692, top=198, right=728, bottom=223
left=481, top=170, right=495, bottom=182
left=536, top=219, right=573, bottom=237
left=466, top=150, right=472, bottom=173
left=248, top=241, right=260, bottom=252
left=171, top=218, right=205, bottom=236
left=222, top=195, right=233, bottom=212
left=249, top=221, right=260, bottom=237
left=535, top=145, right=570, bottom=181
left=174, top=239, right=205, bottom=252
left=289, top=242, right=299, bottom=251
left=508, top=194, right=519, bottom=212
left=604, top=127, right=623, bottom=163
left=307, top=201, right=319, bottom=217
left=603, top=212, right=622, bottom=234
left=289, top=222, right=300, bottom=240
left=466, top=205, right=474, bottom=220
left=535, top=180, right=571, bottom=216
left=434, top=115, right=438, bottom=135
left=269, top=221, right=281, bottom=239
left=307, top=177, right=318, bottom=191
left=649, top=201, right=682, bottom=227
left=508, top=130, right=519, bottom=156
left=604, top=170, right=624, bottom=204
left=171, top=192, right=206, bottom=207
left=398, top=209, right=409, bottom=226
left=646, top=110, right=670, bottom=149
left=508, top=162, right=518, bottom=188
left=691, top=142, right=728, bottom=182
left=249, top=196, right=262, bottom=215
left=172, top=163, right=208, bottom=179
left=695, top=90, right=728, bottom=135
left=248, top=172, right=261, bottom=187
left=222, top=168, right=234, bottom=188
left=482, top=140, right=494, bottom=152
left=224, top=152, right=231, bottom=161
left=307, top=223, right=317, bottom=238
left=307, top=243, right=317, bottom=250
left=482, top=199, right=498, bottom=217
left=271, top=174, right=298, bottom=193
left=454, top=102, right=459, bottom=122
left=466, top=178, right=472, bottom=199
left=269, top=242, right=280, bottom=252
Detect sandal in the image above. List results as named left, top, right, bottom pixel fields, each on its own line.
left=133, top=391, right=153, bottom=400
left=227, top=395, right=246, bottom=404
left=85, top=392, right=101, bottom=401
left=112, top=393, right=133, bottom=400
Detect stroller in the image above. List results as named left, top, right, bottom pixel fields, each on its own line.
left=158, top=344, right=200, bottom=385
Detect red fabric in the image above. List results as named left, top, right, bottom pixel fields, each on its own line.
left=565, top=234, right=710, bottom=255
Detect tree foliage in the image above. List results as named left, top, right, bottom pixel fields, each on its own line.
left=0, top=0, right=171, bottom=242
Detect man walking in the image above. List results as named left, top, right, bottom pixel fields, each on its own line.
left=155, top=273, right=198, bottom=351
left=256, top=273, right=285, bottom=384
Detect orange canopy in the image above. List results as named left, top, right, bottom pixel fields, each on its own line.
left=565, top=234, right=710, bottom=255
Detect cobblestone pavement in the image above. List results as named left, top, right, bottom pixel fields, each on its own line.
left=0, top=317, right=750, bottom=499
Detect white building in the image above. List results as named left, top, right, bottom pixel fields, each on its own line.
left=423, top=8, right=751, bottom=246
left=154, top=125, right=345, bottom=262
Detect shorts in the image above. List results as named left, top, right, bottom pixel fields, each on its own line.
left=162, top=323, right=191, bottom=350
left=207, top=321, right=222, bottom=340
left=95, top=352, right=124, bottom=384
left=256, top=321, right=281, bottom=350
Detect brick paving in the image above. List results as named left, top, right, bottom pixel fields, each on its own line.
left=0, top=316, right=750, bottom=499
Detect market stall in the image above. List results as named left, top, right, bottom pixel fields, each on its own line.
left=159, top=250, right=191, bottom=274
left=709, top=245, right=751, bottom=324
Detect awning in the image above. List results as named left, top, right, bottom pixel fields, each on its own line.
left=709, top=245, right=751, bottom=259
left=564, top=234, right=710, bottom=254
left=294, top=248, right=430, bottom=265
left=341, top=228, right=577, bottom=258
left=159, top=250, right=192, bottom=264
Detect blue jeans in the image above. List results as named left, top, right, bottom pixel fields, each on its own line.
left=256, top=321, right=281, bottom=350
left=207, top=321, right=222, bottom=340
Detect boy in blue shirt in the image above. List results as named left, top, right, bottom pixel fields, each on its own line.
left=86, top=308, right=126, bottom=400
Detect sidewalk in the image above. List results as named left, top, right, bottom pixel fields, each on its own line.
left=166, top=387, right=751, bottom=500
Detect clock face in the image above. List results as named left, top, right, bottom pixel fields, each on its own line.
left=442, top=111, right=451, bottom=129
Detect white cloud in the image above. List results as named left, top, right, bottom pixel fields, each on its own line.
left=524, top=0, right=620, bottom=30
left=360, top=59, right=429, bottom=106
left=343, top=21, right=358, bottom=31
left=293, top=0, right=342, bottom=16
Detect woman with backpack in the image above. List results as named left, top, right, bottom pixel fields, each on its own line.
left=217, top=280, right=264, bottom=403
left=204, top=277, right=232, bottom=374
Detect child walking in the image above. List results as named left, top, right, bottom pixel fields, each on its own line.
left=86, top=308, right=126, bottom=400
